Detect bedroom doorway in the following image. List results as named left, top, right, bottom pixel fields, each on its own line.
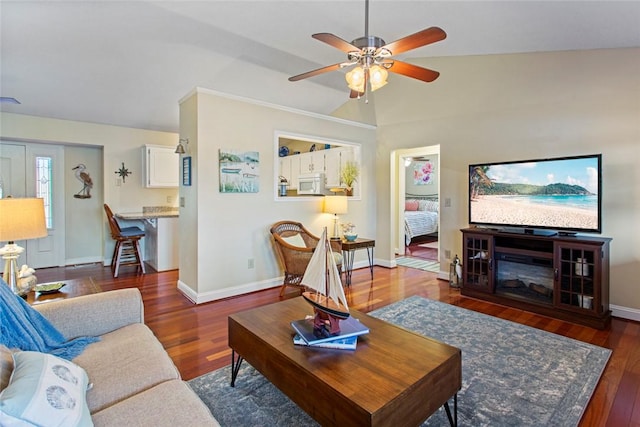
left=392, top=145, right=440, bottom=268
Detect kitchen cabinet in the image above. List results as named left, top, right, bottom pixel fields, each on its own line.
left=144, top=217, right=179, bottom=271
left=325, top=146, right=354, bottom=188
left=143, top=145, right=179, bottom=188
left=298, top=151, right=325, bottom=174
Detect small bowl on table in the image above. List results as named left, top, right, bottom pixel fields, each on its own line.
left=343, top=233, right=358, bottom=242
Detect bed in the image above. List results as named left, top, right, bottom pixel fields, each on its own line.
left=404, top=196, right=439, bottom=246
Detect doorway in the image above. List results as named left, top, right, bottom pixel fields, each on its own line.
left=391, top=145, right=440, bottom=265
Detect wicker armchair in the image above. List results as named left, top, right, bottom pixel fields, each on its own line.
left=270, top=221, right=343, bottom=296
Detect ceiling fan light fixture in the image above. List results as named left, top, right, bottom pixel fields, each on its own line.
left=345, top=66, right=366, bottom=92
left=369, top=65, right=388, bottom=91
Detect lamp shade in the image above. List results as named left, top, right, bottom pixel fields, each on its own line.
left=0, top=198, right=48, bottom=242
left=323, top=195, right=348, bottom=215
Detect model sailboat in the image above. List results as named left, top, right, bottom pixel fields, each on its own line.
left=301, top=228, right=350, bottom=336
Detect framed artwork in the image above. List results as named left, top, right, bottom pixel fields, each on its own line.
left=219, top=149, right=259, bottom=193
left=183, top=156, right=191, bottom=186
left=413, top=160, right=434, bottom=185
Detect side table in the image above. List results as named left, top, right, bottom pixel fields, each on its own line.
left=341, top=238, right=375, bottom=286
left=27, top=277, right=102, bottom=305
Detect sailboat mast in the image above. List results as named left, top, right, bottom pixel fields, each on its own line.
left=324, top=236, right=330, bottom=297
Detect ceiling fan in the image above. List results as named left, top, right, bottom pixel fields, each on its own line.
left=289, top=0, right=446, bottom=99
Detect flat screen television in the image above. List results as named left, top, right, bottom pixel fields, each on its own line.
left=469, top=154, right=602, bottom=235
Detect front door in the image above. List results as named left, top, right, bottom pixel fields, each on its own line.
left=0, top=142, right=65, bottom=268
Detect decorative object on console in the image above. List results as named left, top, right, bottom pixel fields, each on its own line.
left=114, top=162, right=131, bottom=184
left=449, top=254, right=461, bottom=288
left=72, top=164, right=93, bottom=199
left=323, top=195, right=348, bottom=240
left=340, top=161, right=359, bottom=196
left=0, top=198, right=47, bottom=296
left=341, top=222, right=357, bottom=241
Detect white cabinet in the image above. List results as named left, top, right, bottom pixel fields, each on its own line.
left=143, top=145, right=179, bottom=188
left=144, top=218, right=178, bottom=271
left=325, top=147, right=354, bottom=188
left=298, top=151, right=325, bottom=174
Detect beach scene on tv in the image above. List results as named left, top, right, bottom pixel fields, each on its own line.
left=469, top=157, right=599, bottom=231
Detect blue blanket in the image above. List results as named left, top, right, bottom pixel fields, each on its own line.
left=0, top=278, right=99, bottom=360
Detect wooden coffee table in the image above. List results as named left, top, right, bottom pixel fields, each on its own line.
left=27, top=277, right=102, bottom=305
left=228, top=297, right=462, bottom=426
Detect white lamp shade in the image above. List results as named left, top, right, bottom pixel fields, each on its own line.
left=0, top=198, right=48, bottom=242
left=323, top=195, right=348, bottom=215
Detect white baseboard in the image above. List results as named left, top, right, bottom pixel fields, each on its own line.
left=64, top=256, right=103, bottom=267
left=610, top=304, right=640, bottom=322
left=178, top=277, right=282, bottom=304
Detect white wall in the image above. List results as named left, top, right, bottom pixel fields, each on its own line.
left=177, top=89, right=376, bottom=302
left=373, top=48, right=640, bottom=316
left=0, top=113, right=179, bottom=264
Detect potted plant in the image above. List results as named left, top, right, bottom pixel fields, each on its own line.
left=340, top=161, right=360, bottom=196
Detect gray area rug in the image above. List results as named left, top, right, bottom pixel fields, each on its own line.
left=189, top=296, right=611, bottom=426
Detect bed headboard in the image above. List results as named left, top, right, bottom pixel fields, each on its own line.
left=405, top=193, right=438, bottom=200
left=404, top=194, right=439, bottom=212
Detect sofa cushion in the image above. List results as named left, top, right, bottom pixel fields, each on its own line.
left=1, top=345, right=16, bottom=391
left=0, top=351, right=92, bottom=427
left=91, top=380, right=219, bottom=427
left=73, top=323, right=179, bottom=413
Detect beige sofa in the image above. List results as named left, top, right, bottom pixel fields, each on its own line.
left=0, top=288, right=219, bottom=426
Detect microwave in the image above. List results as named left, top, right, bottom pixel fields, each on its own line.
left=297, top=173, right=330, bottom=195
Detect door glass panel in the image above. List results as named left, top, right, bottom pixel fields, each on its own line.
left=35, top=156, right=52, bottom=229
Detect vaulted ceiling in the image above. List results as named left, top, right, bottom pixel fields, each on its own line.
left=1, top=1, right=638, bottom=133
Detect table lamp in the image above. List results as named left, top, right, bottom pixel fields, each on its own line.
left=0, top=198, right=47, bottom=295
left=323, top=195, right=348, bottom=240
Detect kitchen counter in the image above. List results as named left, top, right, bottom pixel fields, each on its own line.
left=114, top=207, right=179, bottom=272
left=115, top=206, right=179, bottom=220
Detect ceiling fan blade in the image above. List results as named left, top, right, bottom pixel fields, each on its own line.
left=289, top=63, right=343, bottom=82
left=349, top=90, right=363, bottom=99
left=388, top=60, right=440, bottom=83
left=312, top=33, right=360, bottom=53
left=381, top=27, right=446, bottom=56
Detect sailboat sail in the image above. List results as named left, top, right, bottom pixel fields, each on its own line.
left=301, top=228, right=349, bottom=315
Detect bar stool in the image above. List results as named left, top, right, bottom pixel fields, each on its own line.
left=104, top=204, right=146, bottom=277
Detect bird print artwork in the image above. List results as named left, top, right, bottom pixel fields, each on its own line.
left=72, top=164, right=93, bottom=199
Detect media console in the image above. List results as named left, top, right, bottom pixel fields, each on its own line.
left=460, top=228, right=611, bottom=329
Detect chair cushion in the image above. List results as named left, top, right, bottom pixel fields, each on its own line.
left=73, top=323, right=179, bottom=413
left=119, top=227, right=145, bottom=237
left=281, top=233, right=305, bottom=248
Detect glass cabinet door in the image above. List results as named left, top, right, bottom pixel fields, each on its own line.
left=556, top=243, right=600, bottom=313
left=463, top=234, right=493, bottom=292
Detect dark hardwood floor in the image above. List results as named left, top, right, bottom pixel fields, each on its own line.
left=35, top=263, right=639, bottom=427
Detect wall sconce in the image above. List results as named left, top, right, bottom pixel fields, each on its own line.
left=175, top=138, right=189, bottom=154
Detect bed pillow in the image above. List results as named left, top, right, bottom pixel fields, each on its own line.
left=0, top=351, right=93, bottom=427
left=405, top=200, right=419, bottom=211
left=420, top=199, right=439, bottom=212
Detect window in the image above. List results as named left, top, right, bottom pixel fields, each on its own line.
left=35, top=156, right=52, bottom=229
